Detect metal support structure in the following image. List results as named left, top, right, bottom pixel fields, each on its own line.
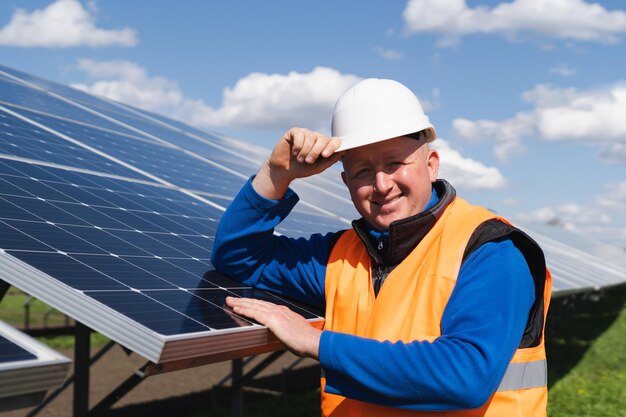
left=225, top=351, right=287, bottom=416
left=0, top=279, right=9, bottom=301
left=234, top=351, right=286, bottom=389
left=281, top=356, right=306, bottom=394
left=24, top=296, right=33, bottom=331
left=231, top=358, right=244, bottom=417
left=25, top=341, right=116, bottom=417
left=73, top=322, right=90, bottom=417
left=88, top=363, right=150, bottom=417
left=17, top=318, right=290, bottom=417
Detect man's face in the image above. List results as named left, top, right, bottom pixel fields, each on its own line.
left=341, top=136, right=439, bottom=231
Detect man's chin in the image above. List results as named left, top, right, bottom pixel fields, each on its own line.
left=370, top=216, right=400, bottom=231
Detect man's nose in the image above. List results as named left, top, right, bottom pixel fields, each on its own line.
left=373, top=171, right=393, bottom=193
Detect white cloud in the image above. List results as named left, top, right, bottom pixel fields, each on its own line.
left=532, top=84, right=626, bottom=141
left=597, top=143, right=626, bottom=165
left=596, top=180, right=626, bottom=212
left=199, top=67, right=362, bottom=131
left=500, top=197, right=521, bottom=206
left=453, top=112, right=534, bottom=162
left=453, top=83, right=626, bottom=163
left=374, top=46, right=403, bottom=60
left=403, top=0, right=626, bottom=46
left=72, top=60, right=362, bottom=133
left=418, top=88, right=441, bottom=113
left=72, top=59, right=183, bottom=111
left=549, top=63, right=576, bottom=77
left=0, top=0, right=137, bottom=47
left=515, top=180, right=626, bottom=248
left=432, top=139, right=506, bottom=189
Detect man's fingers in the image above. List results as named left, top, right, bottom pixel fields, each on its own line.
left=287, top=129, right=305, bottom=157
left=226, top=296, right=280, bottom=319
left=296, top=131, right=317, bottom=163
left=225, top=296, right=320, bottom=359
left=304, top=135, right=331, bottom=164
left=265, top=128, right=342, bottom=188
left=284, top=128, right=338, bottom=165
left=321, top=137, right=342, bottom=158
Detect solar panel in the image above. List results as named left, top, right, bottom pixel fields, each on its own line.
left=0, top=72, right=143, bottom=139
left=2, top=64, right=623, bottom=368
left=518, top=222, right=626, bottom=296
left=0, top=320, right=70, bottom=412
left=0, top=64, right=352, bottom=365
left=0, top=155, right=330, bottom=363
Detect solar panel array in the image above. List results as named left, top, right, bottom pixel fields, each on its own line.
left=0, top=64, right=353, bottom=364
left=518, top=222, right=626, bottom=296
left=0, top=320, right=70, bottom=412
left=0, top=64, right=624, bottom=366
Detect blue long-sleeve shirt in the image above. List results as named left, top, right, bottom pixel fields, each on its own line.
left=211, top=177, right=535, bottom=411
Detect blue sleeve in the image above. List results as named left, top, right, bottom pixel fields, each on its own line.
left=319, top=239, right=535, bottom=411
left=211, top=177, right=338, bottom=310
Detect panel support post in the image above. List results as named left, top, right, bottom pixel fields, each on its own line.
left=0, top=280, right=9, bottom=301
left=231, top=358, right=243, bottom=417
left=89, top=362, right=149, bottom=416
left=73, top=322, right=90, bottom=417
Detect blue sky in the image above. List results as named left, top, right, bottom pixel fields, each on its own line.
left=1, top=0, right=625, bottom=248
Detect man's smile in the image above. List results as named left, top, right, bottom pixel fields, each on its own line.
left=372, top=194, right=403, bottom=208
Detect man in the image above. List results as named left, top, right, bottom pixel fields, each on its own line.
left=212, top=78, right=551, bottom=416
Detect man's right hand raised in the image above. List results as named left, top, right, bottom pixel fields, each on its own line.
left=252, top=128, right=344, bottom=200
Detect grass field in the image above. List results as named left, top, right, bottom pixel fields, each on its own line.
left=0, top=287, right=69, bottom=329
left=0, top=287, right=110, bottom=348
left=546, top=285, right=626, bottom=417
left=1, top=284, right=625, bottom=416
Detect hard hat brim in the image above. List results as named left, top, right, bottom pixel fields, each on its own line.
left=335, top=125, right=436, bottom=152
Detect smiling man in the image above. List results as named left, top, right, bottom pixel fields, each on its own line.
left=212, top=79, right=552, bottom=416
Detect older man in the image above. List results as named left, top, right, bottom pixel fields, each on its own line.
left=212, top=79, right=551, bottom=416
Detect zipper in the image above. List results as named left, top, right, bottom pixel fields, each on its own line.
left=372, top=263, right=384, bottom=296
left=352, top=222, right=387, bottom=295
left=353, top=223, right=382, bottom=264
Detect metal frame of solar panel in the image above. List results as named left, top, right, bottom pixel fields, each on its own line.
left=0, top=64, right=357, bottom=367
left=0, top=320, right=70, bottom=412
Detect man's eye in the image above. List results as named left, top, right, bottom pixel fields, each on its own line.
left=352, top=169, right=370, bottom=179
left=387, top=162, right=403, bottom=171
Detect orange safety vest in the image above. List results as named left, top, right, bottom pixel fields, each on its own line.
left=322, top=197, right=552, bottom=417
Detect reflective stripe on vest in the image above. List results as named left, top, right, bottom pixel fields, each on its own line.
left=322, top=360, right=548, bottom=392
left=497, top=359, right=547, bottom=392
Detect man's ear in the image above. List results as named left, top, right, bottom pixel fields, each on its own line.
left=341, top=171, right=347, bottom=186
left=427, top=149, right=440, bottom=182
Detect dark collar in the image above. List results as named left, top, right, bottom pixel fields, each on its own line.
left=352, top=179, right=456, bottom=265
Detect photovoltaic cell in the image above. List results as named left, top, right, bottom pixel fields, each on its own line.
left=0, top=334, right=36, bottom=363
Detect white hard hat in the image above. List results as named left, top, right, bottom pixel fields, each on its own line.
left=332, top=78, right=436, bottom=152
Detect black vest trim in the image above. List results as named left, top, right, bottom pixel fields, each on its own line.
left=328, top=230, right=347, bottom=253
left=464, top=219, right=547, bottom=349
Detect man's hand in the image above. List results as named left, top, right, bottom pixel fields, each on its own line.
left=253, top=128, right=344, bottom=200
left=225, top=296, right=322, bottom=359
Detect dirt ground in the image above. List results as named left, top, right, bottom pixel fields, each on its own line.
left=1, top=344, right=320, bottom=417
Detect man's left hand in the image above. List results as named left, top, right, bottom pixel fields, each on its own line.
left=225, top=296, right=321, bottom=359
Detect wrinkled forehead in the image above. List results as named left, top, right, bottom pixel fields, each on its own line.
left=341, top=135, right=427, bottom=167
